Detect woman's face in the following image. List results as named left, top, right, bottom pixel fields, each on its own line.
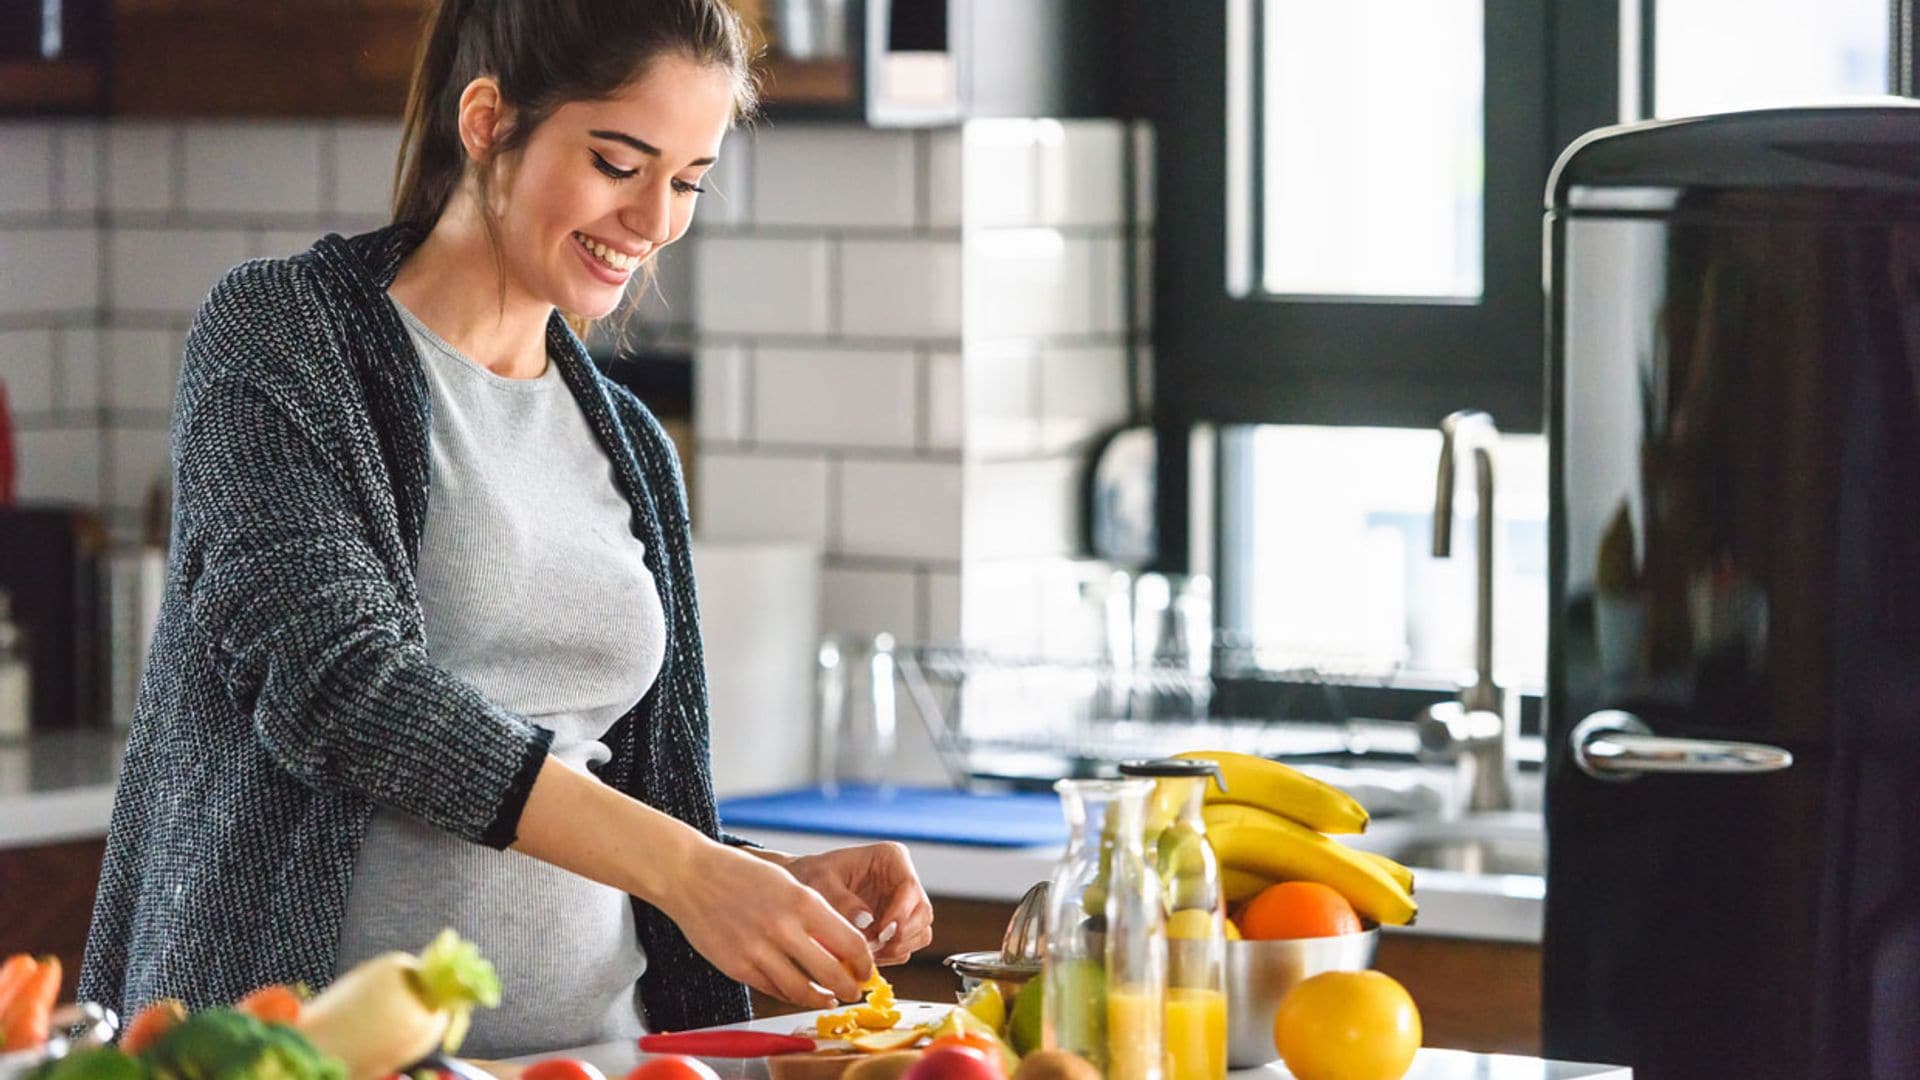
left=491, top=54, right=735, bottom=319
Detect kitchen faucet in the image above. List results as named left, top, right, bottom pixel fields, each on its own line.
left=1415, top=409, right=1512, bottom=814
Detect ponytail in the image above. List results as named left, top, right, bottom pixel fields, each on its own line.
left=392, top=0, right=482, bottom=227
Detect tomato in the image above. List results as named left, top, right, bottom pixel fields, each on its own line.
left=900, top=1046, right=1002, bottom=1080
left=1272, top=970, right=1422, bottom=1080
left=623, top=1057, right=721, bottom=1080
left=522, top=1060, right=608, bottom=1080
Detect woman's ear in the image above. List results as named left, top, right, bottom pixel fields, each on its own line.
left=456, top=76, right=512, bottom=163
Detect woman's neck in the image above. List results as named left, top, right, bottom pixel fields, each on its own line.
left=386, top=189, right=552, bottom=380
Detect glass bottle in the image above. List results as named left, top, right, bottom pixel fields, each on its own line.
left=1044, top=777, right=1165, bottom=1080
left=1120, top=759, right=1229, bottom=1080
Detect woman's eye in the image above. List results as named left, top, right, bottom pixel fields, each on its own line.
left=591, top=151, right=637, bottom=181
left=672, top=178, right=708, bottom=196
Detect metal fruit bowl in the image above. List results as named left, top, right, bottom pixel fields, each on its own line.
left=0, top=1003, right=119, bottom=1080
left=1224, top=926, right=1379, bottom=1068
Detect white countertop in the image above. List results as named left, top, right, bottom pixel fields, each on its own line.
left=0, top=730, right=1542, bottom=945
left=0, top=731, right=122, bottom=848
left=504, top=1001, right=1628, bottom=1078
left=729, top=824, right=1543, bottom=945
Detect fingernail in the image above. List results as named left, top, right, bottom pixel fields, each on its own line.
left=853, top=911, right=875, bottom=930
left=878, top=922, right=898, bottom=945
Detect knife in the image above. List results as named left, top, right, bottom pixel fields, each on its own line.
left=637, top=1031, right=818, bottom=1057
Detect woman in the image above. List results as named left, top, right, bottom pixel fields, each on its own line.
left=78, top=0, right=933, bottom=1054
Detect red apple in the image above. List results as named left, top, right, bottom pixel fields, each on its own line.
left=901, top=1046, right=1003, bottom=1080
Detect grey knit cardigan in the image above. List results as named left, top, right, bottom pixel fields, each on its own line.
left=78, top=222, right=752, bottom=1032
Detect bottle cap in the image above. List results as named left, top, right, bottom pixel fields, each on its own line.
left=1117, top=757, right=1228, bottom=794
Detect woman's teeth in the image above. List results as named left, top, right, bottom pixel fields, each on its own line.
left=575, top=232, right=640, bottom=272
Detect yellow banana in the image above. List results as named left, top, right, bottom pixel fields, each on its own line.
left=1217, top=848, right=1412, bottom=901
left=1359, top=849, right=1415, bottom=894
left=1220, top=865, right=1270, bottom=903
left=1175, top=749, right=1369, bottom=834
left=1204, top=803, right=1417, bottom=927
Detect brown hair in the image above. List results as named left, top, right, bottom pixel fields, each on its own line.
left=391, top=0, right=759, bottom=332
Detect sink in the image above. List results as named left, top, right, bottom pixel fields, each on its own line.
left=1353, top=810, right=1545, bottom=879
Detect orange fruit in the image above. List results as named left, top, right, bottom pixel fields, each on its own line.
left=1237, top=881, right=1362, bottom=940
left=1272, top=970, right=1421, bottom=1080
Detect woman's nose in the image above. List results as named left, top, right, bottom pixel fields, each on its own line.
left=624, top=182, right=674, bottom=246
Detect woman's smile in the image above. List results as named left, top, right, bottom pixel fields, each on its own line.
left=571, top=230, right=642, bottom=284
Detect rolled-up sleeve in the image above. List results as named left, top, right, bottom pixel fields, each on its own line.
left=176, top=319, right=551, bottom=848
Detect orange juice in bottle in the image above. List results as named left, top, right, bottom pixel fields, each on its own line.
left=1164, top=986, right=1228, bottom=1080
left=1107, top=984, right=1167, bottom=1080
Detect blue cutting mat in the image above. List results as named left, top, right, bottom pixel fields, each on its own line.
left=717, top=785, right=1068, bottom=848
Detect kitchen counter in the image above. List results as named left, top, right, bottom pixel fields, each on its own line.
left=504, top=1001, right=1629, bottom=1078
left=3, top=736, right=1544, bottom=945
left=0, top=730, right=123, bottom=848
left=727, top=821, right=1543, bottom=945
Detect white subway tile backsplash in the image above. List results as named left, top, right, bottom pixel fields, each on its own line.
left=754, top=126, right=918, bottom=229
left=0, top=230, right=99, bottom=315
left=107, top=426, right=171, bottom=510
left=924, top=349, right=963, bottom=452
left=925, top=130, right=963, bottom=230
left=1039, top=344, right=1130, bottom=453
left=963, top=457, right=1080, bottom=560
left=839, top=238, right=961, bottom=338
left=963, top=231, right=1125, bottom=339
left=695, top=451, right=832, bottom=544
left=106, top=124, right=176, bottom=213
left=964, top=340, right=1040, bottom=458
left=837, top=459, right=963, bottom=561
left=56, top=124, right=102, bottom=214
left=753, top=346, right=917, bottom=449
left=105, top=329, right=184, bottom=412
left=0, top=124, right=56, bottom=214
left=694, top=235, right=832, bottom=336
left=821, top=565, right=919, bottom=639
left=56, top=328, right=103, bottom=411
left=108, top=229, right=251, bottom=314
left=694, top=344, right=751, bottom=443
left=14, top=427, right=101, bottom=504
left=629, top=242, right=696, bottom=327
left=958, top=560, right=1044, bottom=653
left=183, top=124, right=325, bottom=217
left=1048, top=122, right=1128, bottom=229
left=257, top=229, right=324, bottom=259
left=0, top=330, right=56, bottom=414
left=962, top=120, right=1049, bottom=229
left=925, top=568, right=961, bottom=643
left=698, top=132, right=754, bottom=227
left=331, top=121, right=402, bottom=219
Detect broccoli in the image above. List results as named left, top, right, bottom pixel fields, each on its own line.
left=141, top=1010, right=343, bottom=1080
left=25, top=1046, right=149, bottom=1080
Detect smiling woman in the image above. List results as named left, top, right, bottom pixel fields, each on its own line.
left=78, top=0, right=934, bottom=1059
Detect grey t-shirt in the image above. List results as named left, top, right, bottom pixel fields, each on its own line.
left=334, top=299, right=666, bottom=1056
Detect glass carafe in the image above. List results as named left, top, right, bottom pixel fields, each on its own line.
left=1044, top=778, right=1166, bottom=1080
left=1121, top=760, right=1229, bottom=1080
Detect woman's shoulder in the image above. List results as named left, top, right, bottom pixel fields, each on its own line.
left=182, top=242, right=345, bottom=397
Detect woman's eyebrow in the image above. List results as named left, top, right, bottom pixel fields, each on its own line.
left=588, top=129, right=717, bottom=167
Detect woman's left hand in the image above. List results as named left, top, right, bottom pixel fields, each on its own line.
left=784, top=842, right=934, bottom=966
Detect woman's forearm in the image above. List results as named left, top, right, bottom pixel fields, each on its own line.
left=508, top=754, right=710, bottom=905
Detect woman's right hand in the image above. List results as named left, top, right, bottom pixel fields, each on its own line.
left=655, top=839, right=873, bottom=1009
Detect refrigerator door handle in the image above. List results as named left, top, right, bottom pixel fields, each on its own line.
left=1571, top=710, right=1795, bottom=781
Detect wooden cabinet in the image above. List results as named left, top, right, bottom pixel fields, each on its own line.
left=0, top=838, right=107, bottom=1005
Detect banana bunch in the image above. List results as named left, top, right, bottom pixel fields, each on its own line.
left=1174, top=749, right=1418, bottom=927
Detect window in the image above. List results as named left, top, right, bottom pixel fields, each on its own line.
left=1252, top=1, right=1486, bottom=301
left=1135, top=1, right=1907, bottom=704
left=1219, top=426, right=1548, bottom=694
left=1651, top=0, right=1890, bottom=118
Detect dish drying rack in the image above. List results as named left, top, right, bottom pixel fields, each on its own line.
left=868, top=637, right=1414, bottom=788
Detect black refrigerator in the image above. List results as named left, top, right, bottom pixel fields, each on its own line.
left=1545, top=105, right=1920, bottom=1079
